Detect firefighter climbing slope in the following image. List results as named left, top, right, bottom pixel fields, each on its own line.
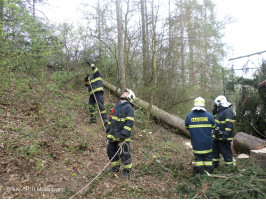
left=106, top=89, right=135, bottom=178
left=212, top=95, right=235, bottom=168
left=84, top=61, right=108, bottom=125
left=185, top=97, right=216, bottom=174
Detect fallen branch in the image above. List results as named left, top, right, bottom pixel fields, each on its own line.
left=205, top=171, right=228, bottom=179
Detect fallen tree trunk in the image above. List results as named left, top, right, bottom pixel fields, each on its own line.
left=103, top=81, right=190, bottom=137
left=233, top=132, right=265, bottom=154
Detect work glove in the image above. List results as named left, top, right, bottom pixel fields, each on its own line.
left=222, top=131, right=229, bottom=141
left=106, top=133, right=118, bottom=142
left=113, top=132, right=127, bottom=142
left=211, top=129, right=215, bottom=137
left=84, top=74, right=90, bottom=86
left=113, top=132, right=122, bottom=141
left=213, top=127, right=220, bottom=139
left=86, top=60, right=92, bottom=66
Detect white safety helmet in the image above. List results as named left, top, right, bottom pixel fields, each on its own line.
left=192, top=97, right=206, bottom=111
left=214, top=95, right=231, bottom=107
left=126, top=89, right=135, bottom=103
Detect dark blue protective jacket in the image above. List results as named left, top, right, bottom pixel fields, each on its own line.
left=106, top=101, right=134, bottom=142
left=212, top=107, right=234, bottom=141
left=84, top=64, right=104, bottom=95
left=185, top=110, right=215, bottom=154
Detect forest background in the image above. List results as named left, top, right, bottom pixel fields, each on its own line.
left=0, top=0, right=266, bottom=198
left=1, top=0, right=265, bottom=136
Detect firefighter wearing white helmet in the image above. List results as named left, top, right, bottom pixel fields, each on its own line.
left=125, top=89, right=135, bottom=103
left=185, top=97, right=216, bottom=174
left=215, top=95, right=232, bottom=108
left=212, top=95, right=234, bottom=168
left=106, top=89, right=135, bottom=178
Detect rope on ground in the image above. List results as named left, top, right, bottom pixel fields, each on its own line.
left=69, top=141, right=125, bottom=199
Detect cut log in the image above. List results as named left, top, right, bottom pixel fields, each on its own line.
left=250, top=148, right=266, bottom=168
left=251, top=148, right=266, bottom=160
left=102, top=81, right=190, bottom=137
left=233, top=132, right=265, bottom=154
left=237, top=154, right=249, bottom=159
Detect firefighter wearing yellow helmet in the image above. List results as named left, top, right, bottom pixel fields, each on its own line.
left=185, top=97, right=216, bottom=174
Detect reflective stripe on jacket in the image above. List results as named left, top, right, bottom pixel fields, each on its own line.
left=106, top=101, right=134, bottom=142
left=185, top=110, right=215, bottom=154
left=84, top=64, right=103, bottom=94
left=213, top=107, right=234, bottom=141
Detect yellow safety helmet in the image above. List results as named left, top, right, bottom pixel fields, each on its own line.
left=194, top=97, right=205, bottom=107
left=192, top=97, right=206, bottom=111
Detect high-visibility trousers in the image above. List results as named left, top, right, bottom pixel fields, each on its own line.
left=89, top=91, right=108, bottom=121
left=193, top=152, right=213, bottom=174
left=212, top=140, right=233, bottom=167
left=107, top=141, right=132, bottom=171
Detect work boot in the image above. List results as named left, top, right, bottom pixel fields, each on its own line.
left=205, top=166, right=214, bottom=174
left=87, top=119, right=96, bottom=124
left=213, top=162, right=219, bottom=168
left=107, top=166, right=120, bottom=173
left=122, top=169, right=131, bottom=178
left=193, top=166, right=205, bottom=174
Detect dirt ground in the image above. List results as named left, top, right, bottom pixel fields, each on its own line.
left=0, top=89, right=193, bottom=198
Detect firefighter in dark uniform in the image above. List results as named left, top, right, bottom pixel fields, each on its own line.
left=106, top=89, right=135, bottom=178
left=212, top=95, right=234, bottom=168
left=84, top=61, right=108, bottom=125
left=185, top=97, right=216, bottom=174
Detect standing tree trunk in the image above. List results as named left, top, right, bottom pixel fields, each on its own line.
left=145, top=0, right=157, bottom=129
left=33, top=0, right=36, bottom=18
left=180, top=0, right=185, bottom=88
left=186, top=0, right=195, bottom=86
left=0, top=0, right=4, bottom=33
left=167, top=0, right=173, bottom=86
left=116, top=0, right=126, bottom=92
left=95, top=0, right=104, bottom=60
left=200, top=0, right=209, bottom=92
left=124, top=0, right=129, bottom=86
left=140, top=0, right=149, bottom=87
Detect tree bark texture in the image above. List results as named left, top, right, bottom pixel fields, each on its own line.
left=145, top=0, right=157, bottom=130
left=33, top=0, right=36, bottom=18
left=115, top=0, right=126, bottom=92
left=124, top=0, right=129, bottom=86
left=102, top=80, right=190, bottom=137
left=233, top=132, right=265, bottom=154
left=0, top=0, right=3, bottom=33
left=140, top=0, right=150, bottom=87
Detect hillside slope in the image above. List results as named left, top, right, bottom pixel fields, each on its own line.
left=0, top=72, right=265, bottom=198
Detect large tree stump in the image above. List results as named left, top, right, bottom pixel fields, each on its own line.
left=250, top=148, right=266, bottom=168
left=233, top=132, right=265, bottom=154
